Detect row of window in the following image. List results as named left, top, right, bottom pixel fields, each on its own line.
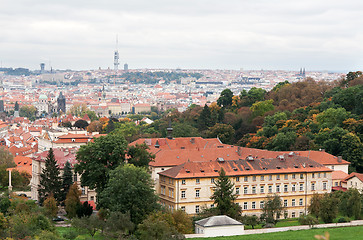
left=179, top=182, right=328, bottom=199
left=179, top=172, right=327, bottom=185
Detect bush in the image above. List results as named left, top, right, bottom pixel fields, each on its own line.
left=298, top=214, right=318, bottom=227
left=337, top=217, right=351, bottom=223
left=62, top=229, right=79, bottom=240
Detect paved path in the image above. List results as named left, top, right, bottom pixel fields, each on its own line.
left=185, top=220, right=363, bottom=238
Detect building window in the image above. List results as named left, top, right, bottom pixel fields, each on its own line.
left=269, top=175, right=272, bottom=180
left=211, top=178, right=215, bottom=184
left=300, top=183, right=304, bottom=191
left=252, top=202, right=256, bottom=209
left=268, top=185, right=272, bottom=193
left=244, top=186, right=248, bottom=194
left=299, top=198, right=303, bottom=206
left=181, top=206, right=185, bottom=211
left=292, top=199, right=296, bottom=207
left=284, top=184, right=288, bottom=192
left=261, top=175, right=264, bottom=181
left=236, top=187, right=240, bottom=195
left=181, top=190, right=186, bottom=199
left=81, top=187, right=85, bottom=195
left=324, top=172, right=327, bottom=178
left=300, top=174, right=304, bottom=179
left=253, top=176, right=256, bottom=181
left=260, top=185, right=265, bottom=193
left=335, top=182, right=338, bottom=186
left=90, top=196, right=94, bottom=201
left=292, top=184, right=296, bottom=192
left=236, top=177, right=240, bottom=182
left=181, top=179, right=186, bottom=185
left=323, top=182, right=327, bottom=190
left=311, top=183, right=315, bottom=191
left=312, top=173, right=315, bottom=178
left=196, top=205, right=200, bottom=213
left=195, top=189, right=200, bottom=198
left=244, top=176, right=248, bottom=182
left=196, top=179, right=200, bottom=184
left=318, top=173, right=321, bottom=178
left=292, top=174, right=296, bottom=179
left=260, top=201, right=264, bottom=209
left=276, top=175, right=280, bottom=180
left=284, top=174, right=288, bottom=180
left=211, top=204, right=214, bottom=208
left=284, top=199, right=288, bottom=207
left=276, top=185, right=280, bottom=193
left=73, top=174, right=77, bottom=182
left=252, top=186, right=256, bottom=194
left=243, top=202, right=248, bottom=210
left=292, top=212, right=296, bottom=218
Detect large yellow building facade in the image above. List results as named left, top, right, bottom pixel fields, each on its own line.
left=158, top=154, right=332, bottom=218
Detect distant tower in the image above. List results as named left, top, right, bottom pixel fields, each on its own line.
left=40, top=63, right=45, bottom=73
left=57, top=92, right=66, bottom=114
left=124, top=63, right=128, bottom=71
left=303, top=68, right=306, bottom=77
left=114, top=36, right=119, bottom=71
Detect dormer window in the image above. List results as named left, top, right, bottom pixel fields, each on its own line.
left=72, top=139, right=75, bottom=142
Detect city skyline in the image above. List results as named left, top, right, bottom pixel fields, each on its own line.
left=1, top=0, right=363, bottom=72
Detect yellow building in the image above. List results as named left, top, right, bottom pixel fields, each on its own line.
left=158, top=154, right=332, bottom=218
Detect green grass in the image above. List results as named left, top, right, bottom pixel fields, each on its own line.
left=56, top=227, right=106, bottom=240
left=192, top=225, right=363, bottom=240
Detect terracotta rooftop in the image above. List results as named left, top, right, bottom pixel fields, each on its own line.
left=159, top=154, right=332, bottom=179
left=32, top=148, right=77, bottom=168
left=343, top=172, right=363, bottom=183
left=332, top=170, right=349, bottom=180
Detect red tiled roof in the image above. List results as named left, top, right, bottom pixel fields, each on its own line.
left=343, top=172, right=363, bottom=182
left=32, top=148, right=77, bottom=169
left=289, top=151, right=350, bottom=165
left=159, top=155, right=332, bottom=179
left=8, top=156, right=33, bottom=175
left=332, top=170, right=348, bottom=180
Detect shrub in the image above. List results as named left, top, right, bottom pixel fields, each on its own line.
left=337, top=217, right=351, bottom=223
left=298, top=214, right=318, bottom=227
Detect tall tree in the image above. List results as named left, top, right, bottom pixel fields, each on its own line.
left=308, top=193, right=322, bottom=219
left=211, top=168, right=241, bottom=219
left=127, top=143, right=155, bottom=167
left=61, top=161, right=73, bottom=203
left=75, top=133, right=128, bottom=194
left=217, top=89, right=233, bottom=108
left=38, top=148, right=62, bottom=204
left=65, top=183, right=81, bottom=219
left=98, top=164, right=159, bottom=225
left=14, top=101, right=19, bottom=111
left=319, top=193, right=339, bottom=223
left=347, top=188, right=362, bottom=219
left=261, top=194, right=284, bottom=225
left=198, top=104, right=212, bottom=131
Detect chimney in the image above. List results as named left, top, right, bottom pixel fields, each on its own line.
left=237, top=146, right=241, bottom=156
left=166, top=120, right=173, bottom=140
left=190, top=138, right=195, bottom=144
left=337, top=156, right=342, bottom=163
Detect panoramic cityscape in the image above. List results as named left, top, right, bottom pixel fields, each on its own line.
left=1, top=1, right=363, bottom=240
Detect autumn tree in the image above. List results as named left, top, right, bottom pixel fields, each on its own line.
left=87, top=120, right=103, bottom=133
left=65, top=183, right=81, bottom=219
left=38, top=148, right=62, bottom=204
left=211, top=168, right=241, bottom=219
left=43, top=195, right=58, bottom=218
left=206, top=123, right=235, bottom=144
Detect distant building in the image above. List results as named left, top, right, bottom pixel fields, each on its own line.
left=195, top=215, right=244, bottom=237
left=57, top=92, right=66, bottom=114
left=0, top=100, right=4, bottom=112
left=40, top=63, right=45, bottom=73
left=124, top=63, right=128, bottom=71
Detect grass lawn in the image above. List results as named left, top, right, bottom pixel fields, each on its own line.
left=191, top=225, right=363, bottom=240
left=56, top=227, right=106, bottom=240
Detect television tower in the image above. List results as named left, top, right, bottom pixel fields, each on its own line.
left=114, top=35, right=119, bottom=71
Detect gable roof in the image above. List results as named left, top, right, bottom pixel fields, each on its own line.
left=195, top=215, right=242, bottom=227
left=344, top=172, right=363, bottom=182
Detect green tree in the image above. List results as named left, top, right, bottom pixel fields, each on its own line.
left=206, top=123, right=235, bottom=144
left=308, top=193, right=322, bottom=219
left=341, top=133, right=363, bottom=172
left=98, top=164, right=159, bottom=225
left=0, top=147, right=15, bottom=168
left=75, top=133, right=128, bottom=194
left=261, top=194, right=284, bottom=225
left=73, top=119, right=89, bottom=129
left=127, top=143, right=155, bottom=167
left=72, top=215, right=104, bottom=238
left=0, top=196, right=11, bottom=215
left=38, top=148, right=62, bottom=204
left=211, top=168, right=241, bottom=219
left=61, top=161, right=73, bottom=203
left=136, top=211, right=184, bottom=240
left=347, top=188, right=362, bottom=219
left=319, top=193, right=339, bottom=223
left=104, top=211, right=134, bottom=239
left=14, top=101, right=19, bottom=111
left=217, top=89, right=233, bottom=108
left=250, top=99, right=274, bottom=117
left=19, top=105, right=38, bottom=121
left=267, top=131, right=297, bottom=151
left=241, top=215, right=259, bottom=229
left=65, top=183, right=81, bottom=219
left=198, top=104, right=213, bottom=130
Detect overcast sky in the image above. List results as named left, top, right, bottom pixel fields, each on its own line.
left=1, top=0, right=363, bottom=71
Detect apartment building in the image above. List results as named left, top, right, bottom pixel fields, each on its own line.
left=158, top=154, right=332, bottom=218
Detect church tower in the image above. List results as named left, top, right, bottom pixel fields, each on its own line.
left=57, top=92, right=66, bottom=114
